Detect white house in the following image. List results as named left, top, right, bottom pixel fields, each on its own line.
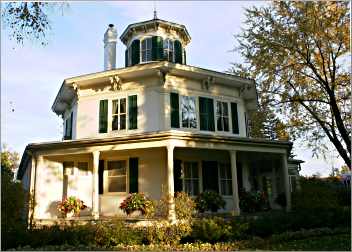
left=17, top=16, right=298, bottom=223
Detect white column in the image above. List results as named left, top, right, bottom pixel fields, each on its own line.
left=92, top=151, right=100, bottom=219
left=229, top=150, right=240, bottom=216
left=166, top=145, right=176, bottom=222
left=282, top=153, right=291, bottom=211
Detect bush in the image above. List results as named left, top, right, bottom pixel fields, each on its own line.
left=239, top=189, right=270, bottom=213
left=142, top=221, right=192, bottom=245
left=195, top=191, right=225, bottom=213
left=94, top=219, right=144, bottom=247
left=154, top=192, right=197, bottom=220
left=120, top=193, right=155, bottom=217
left=191, top=217, right=249, bottom=243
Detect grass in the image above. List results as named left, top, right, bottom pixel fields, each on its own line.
left=268, top=234, right=351, bottom=251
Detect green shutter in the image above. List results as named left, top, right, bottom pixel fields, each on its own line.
left=183, top=49, right=186, bottom=64
left=69, top=111, right=73, bottom=138
left=129, top=157, right=138, bottom=193
left=131, top=40, right=140, bottom=66
left=170, top=93, right=180, bottom=128
left=99, top=100, right=108, bottom=133
left=128, top=95, right=138, bottom=129
left=199, top=97, right=215, bottom=131
left=174, top=40, right=183, bottom=64
left=231, top=102, right=239, bottom=134
left=125, top=49, right=128, bottom=67
left=152, top=36, right=163, bottom=61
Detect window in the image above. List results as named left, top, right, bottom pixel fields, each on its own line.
left=112, top=98, right=126, bottom=131
left=141, top=38, right=152, bottom=62
left=181, top=96, right=197, bottom=128
left=127, top=47, right=132, bottom=66
left=63, top=161, right=74, bottom=176
left=216, top=101, right=229, bottom=131
left=107, top=160, right=127, bottom=193
left=219, top=163, right=232, bottom=195
left=163, top=39, right=174, bottom=62
left=78, top=162, right=89, bottom=176
left=183, top=162, right=199, bottom=196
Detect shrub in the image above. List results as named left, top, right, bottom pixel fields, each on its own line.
left=57, top=196, right=87, bottom=217
left=191, top=217, right=249, bottom=243
left=239, top=189, right=270, bottom=212
left=94, top=219, right=144, bottom=247
left=142, top=220, right=192, bottom=245
left=119, top=193, right=155, bottom=217
left=195, top=191, right=225, bottom=213
left=154, top=192, right=197, bottom=220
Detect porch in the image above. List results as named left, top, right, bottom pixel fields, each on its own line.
left=25, top=132, right=292, bottom=222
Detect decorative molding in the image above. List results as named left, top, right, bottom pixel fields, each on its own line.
left=157, top=70, right=168, bottom=87
left=201, top=76, right=214, bottom=91
left=72, top=82, right=81, bottom=101
left=110, top=75, right=122, bottom=91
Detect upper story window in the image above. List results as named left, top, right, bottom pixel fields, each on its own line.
left=112, top=98, right=126, bottom=131
left=181, top=96, right=197, bottom=128
left=216, top=101, right=229, bottom=132
left=163, top=39, right=174, bottom=62
left=141, top=38, right=152, bottom=62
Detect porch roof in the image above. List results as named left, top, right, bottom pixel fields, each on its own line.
left=17, top=131, right=292, bottom=180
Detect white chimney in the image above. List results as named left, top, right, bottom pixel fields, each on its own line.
left=104, top=24, right=117, bottom=70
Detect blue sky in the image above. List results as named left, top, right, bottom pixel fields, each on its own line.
left=1, top=1, right=343, bottom=176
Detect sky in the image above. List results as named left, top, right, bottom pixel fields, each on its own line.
left=1, top=1, right=344, bottom=176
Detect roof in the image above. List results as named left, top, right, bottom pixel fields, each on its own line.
left=52, top=61, right=258, bottom=115
left=17, top=131, right=292, bottom=180
left=120, top=18, right=191, bottom=45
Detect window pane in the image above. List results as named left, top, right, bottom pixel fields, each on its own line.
left=224, top=117, right=229, bottom=131
left=78, top=162, right=89, bottom=175
left=120, top=114, right=126, bottom=130
left=112, top=100, right=118, bottom=115
left=191, top=163, right=199, bottom=178
left=217, top=117, right=223, bottom=131
left=220, top=164, right=231, bottom=179
left=108, top=161, right=126, bottom=176
left=120, top=98, right=126, bottom=113
left=108, top=176, right=126, bottom=192
left=112, top=115, right=119, bottom=131
left=221, top=180, right=233, bottom=195
left=63, top=161, right=74, bottom=175
left=181, top=96, right=197, bottom=128
left=222, top=102, right=228, bottom=116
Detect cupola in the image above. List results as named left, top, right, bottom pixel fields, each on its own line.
left=120, top=15, right=191, bottom=67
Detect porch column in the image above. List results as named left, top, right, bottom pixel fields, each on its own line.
left=229, top=150, right=240, bottom=215
left=282, top=153, right=291, bottom=211
left=166, top=145, right=176, bottom=223
left=92, top=151, right=100, bottom=219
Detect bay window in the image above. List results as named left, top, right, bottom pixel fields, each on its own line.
left=181, top=96, right=197, bottom=128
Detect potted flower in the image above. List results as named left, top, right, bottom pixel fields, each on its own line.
left=120, top=193, right=154, bottom=217
left=57, top=196, right=87, bottom=218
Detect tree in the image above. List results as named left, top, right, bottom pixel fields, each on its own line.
left=1, top=2, right=68, bottom=45
left=232, top=2, right=351, bottom=168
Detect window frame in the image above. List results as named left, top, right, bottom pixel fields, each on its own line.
left=180, top=95, right=198, bottom=129
left=163, top=38, right=174, bottom=62
left=218, top=162, right=233, bottom=196
left=104, top=159, right=129, bottom=195
left=141, top=37, right=152, bottom=63
left=77, top=161, right=90, bottom=176
left=216, top=101, right=230, bottom=132
left=111, top=98, right=127, bottom=131
left=182, top=161, right=200, bottom=196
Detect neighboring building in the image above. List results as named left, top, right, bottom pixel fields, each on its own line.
left=17, top=16, right=297, bottom=222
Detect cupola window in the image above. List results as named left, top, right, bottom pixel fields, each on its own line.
left=141, top=38, right=152, bottom=62
left=163, top=39, right=174, bottom=62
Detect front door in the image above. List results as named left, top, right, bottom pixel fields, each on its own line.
left=202, top=161, right=219, bottom=193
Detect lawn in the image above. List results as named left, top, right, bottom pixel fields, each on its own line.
left=268, top=234, right=351, bottom=251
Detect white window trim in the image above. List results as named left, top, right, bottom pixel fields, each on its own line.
left=104, top=158, right=129, bottom=195
left=215, top=100, right=230, bottom=133
left=111, top=98, right=127, bottom=132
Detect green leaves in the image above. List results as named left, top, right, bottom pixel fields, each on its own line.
left=233, top=2, right=351, bottom=167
